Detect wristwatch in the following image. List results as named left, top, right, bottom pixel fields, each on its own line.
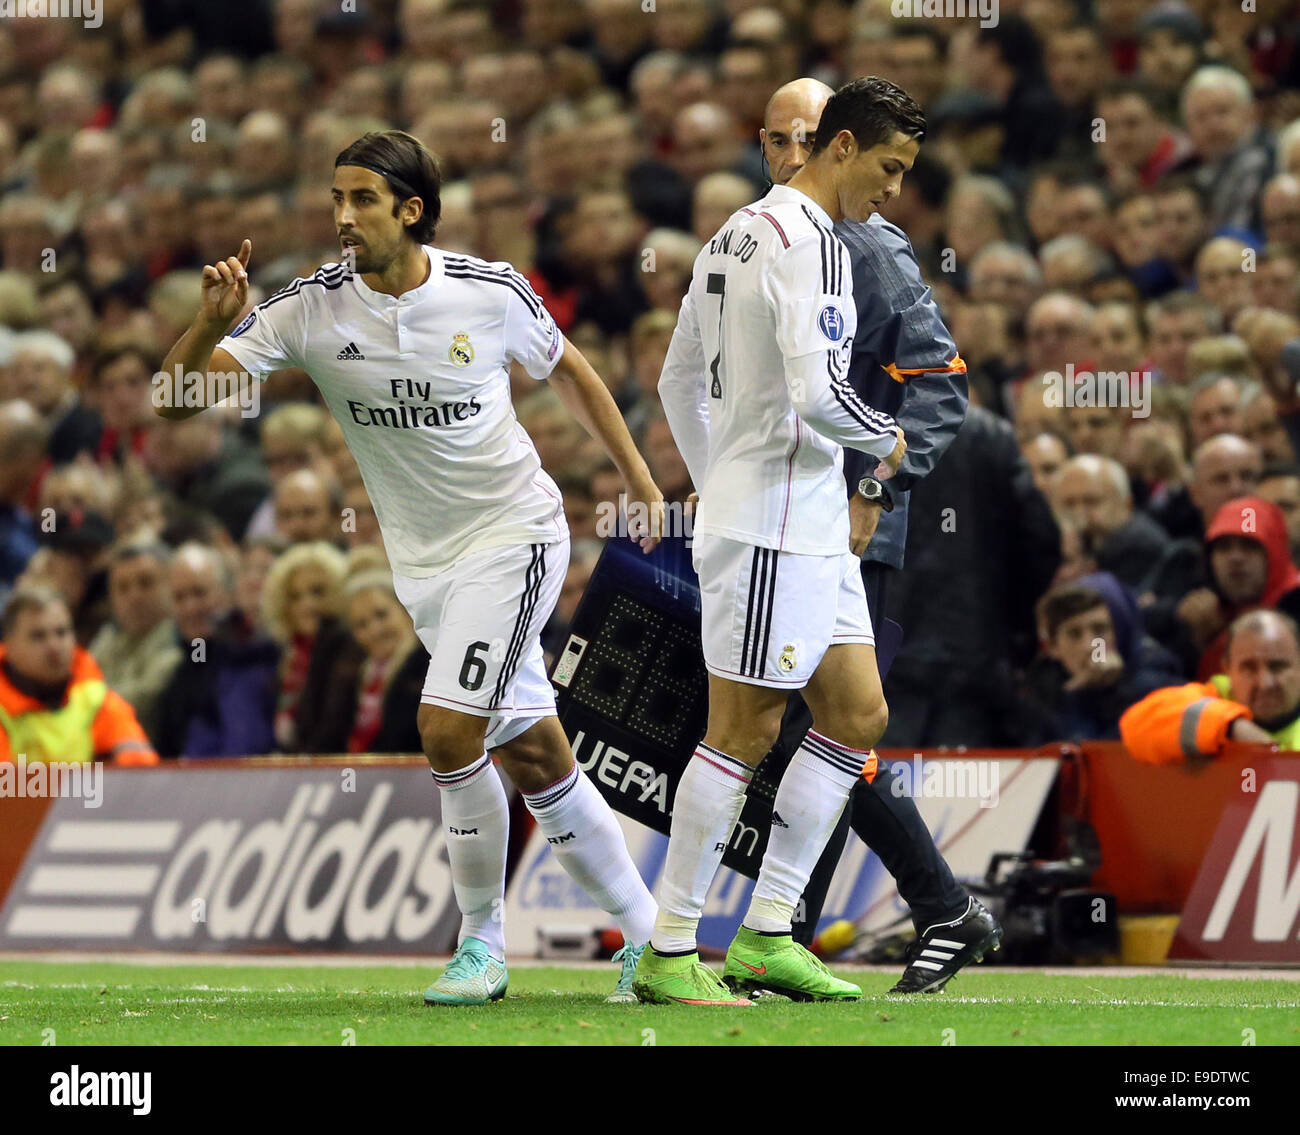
left=856, top=476, right=894, bottom=512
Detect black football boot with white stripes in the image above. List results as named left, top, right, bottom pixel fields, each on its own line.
left=888, top=897, right=1003, bottom=994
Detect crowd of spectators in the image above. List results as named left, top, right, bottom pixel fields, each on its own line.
left=7, top=0, right=1300, bottom=758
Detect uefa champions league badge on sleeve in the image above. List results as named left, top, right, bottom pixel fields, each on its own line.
left=231, top=311, right=257, bottom=337
left=449, top=332, right=474, bottom=367
left=818, top=305, right=844, bottom=342
left=547, top=318, right=561, bottom=360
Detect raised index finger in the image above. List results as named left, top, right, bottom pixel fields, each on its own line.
left=236, top=239, right=252, bottom=268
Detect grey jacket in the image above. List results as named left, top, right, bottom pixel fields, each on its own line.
left=835, top=214, right=968, bottom=569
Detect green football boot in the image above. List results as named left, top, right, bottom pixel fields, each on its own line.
left=632, top=947, right=754, bottom=1006
left=423, top=937, right=508, bottom=1006
left=723, top=926, right=861, bottom=1001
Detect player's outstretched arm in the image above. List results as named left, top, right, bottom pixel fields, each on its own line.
left=157, top=239, right=253, bottom=420
left=547, top=336, right=665, bottom=552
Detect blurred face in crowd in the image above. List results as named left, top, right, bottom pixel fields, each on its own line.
left=9, top=348, right=70, bottom=417
left=1046, top=27, right=1110, bottom=109
left=1261, top=176, right=1300, bottom=251
left=169, top=550, right=229, bottom=643
left=1148, top=306, right=1213, bottom=385
left=1026, top=295, right=1095, bottom=376
left=236, top=543, right=277, bottom=626
left=1210, top=536, right=1269, bottom=607
left=4, top=601, right=75, bottom=686
left=1052, top=460, right=1131, bottom=546
left=762, top=80, right=831, bottom=188
left=286, top=564, right=334, bottom=638
left=109, top=552, right=171, bottom=638
left=1091, top=303, right=1145, bottom=374
left=653, top=0, right=713, bottom=52
left=1184, top=82, right=1254, bottom=163
left=94, top=351, right=154, bottom=433
left=262, top=431, right=320, bottom=485
left=1153, top=187, right=1205, bottom=268
left=1196, top=238, right=1252, bottom=321
left=633, top=58, right=684, bottom=139
left=693, top=173, right=755, bottom=243
left=348, top=585, right=411, bottom=663
left=1191, top=437, right=1263, bottom=526
left=969, top=248, right=1040, bottom=320
left=1026, top=172, right=1064, bottom=245
left=1058, top=187, right=1111, bottom=253
left=1112, top=194, right=1159, bottom=268
left=566, top=190, right=642, bottom=268
left=882, top=33, right=943, bottom=111
left=1226, top=617, right=1300, bottom=726
left=1050, top=602, right=1118, bottom=680
left=1022, top=431, right=1069, bottom=496
left=718, top=46, right=773, bottom=130
left=196, top=56, right=245, bottom=124
left=944, top=183, right=1005, bottom=264
left=195, top=194, right=239, bottom=264
left=342, top=484, right=382, bottom=548
left=1189, top=377, right=1244, bottom=446
left=1139, top=29, right=1201, bottom=94
left=1066, top=405, right=1127, bottom=461
left=40, top=283, right=95, bottom=353
left=1257, top=474, right=1300, bottom=559
left=1241, top=394, right=1291, bottom=464
left=674, top=103, right=743, bottom=184
left=1097, top=92, right=1164, bottom=171
left=275, top=471, right=335, bottom=545
left=1255, top=255, right=1300, bottom=314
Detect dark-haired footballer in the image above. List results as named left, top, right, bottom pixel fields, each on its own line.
left=645, top=78, right=922, bottom=1006
left=158, top=130, right=662, bottom=1006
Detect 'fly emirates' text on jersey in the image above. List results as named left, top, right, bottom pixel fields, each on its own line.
left=658, top=185, right=898, bottom=555
left=219, top=246, right=567, bottom=577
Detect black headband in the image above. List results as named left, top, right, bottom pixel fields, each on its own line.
left=340, top=160, right=420, bottom=202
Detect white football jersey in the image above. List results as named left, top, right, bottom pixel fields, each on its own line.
left=658, top=185, right=898, bottom=555
left=219, top=246, right=567, bottom=576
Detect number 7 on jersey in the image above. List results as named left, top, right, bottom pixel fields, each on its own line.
left=707, top=272, right=725, bottom=400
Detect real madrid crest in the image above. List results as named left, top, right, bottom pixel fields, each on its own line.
left=449, top=332, right=474, bottom=368
left=778, top=643, right=797, bottom=672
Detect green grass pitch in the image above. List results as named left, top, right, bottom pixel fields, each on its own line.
left=1, top=960, right=1297, bottom=1046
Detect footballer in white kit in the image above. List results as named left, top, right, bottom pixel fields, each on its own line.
left=158, top=130, right=662, bottom=1006
left=634, top=79, right=923, bottom=1006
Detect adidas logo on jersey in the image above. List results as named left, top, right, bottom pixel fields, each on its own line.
left=771, top=810, right=790, bottom=829
left=337, top=341, right=365, bottom=360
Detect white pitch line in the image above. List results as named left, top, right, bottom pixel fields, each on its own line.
left=0, top=953, right=1297, bottom=981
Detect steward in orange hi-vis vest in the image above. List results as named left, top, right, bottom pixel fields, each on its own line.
left=0, top=644, right=158, bottom=765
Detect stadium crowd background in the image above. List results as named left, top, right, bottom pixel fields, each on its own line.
left=6, top=0, right=1300, bottom=758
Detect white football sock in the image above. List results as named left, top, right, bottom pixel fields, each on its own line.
left=432, top=753, right=508, bottom=957
left=523, top=763, right=657, bottom=947
left=744, top=729, right=868, bottom=935
left=651, top=743, right=752, bottom=954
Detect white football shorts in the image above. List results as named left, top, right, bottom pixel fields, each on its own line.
left=692, top=533, right=873, bottom=688
left=392, top=537, right=568, bottom=748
